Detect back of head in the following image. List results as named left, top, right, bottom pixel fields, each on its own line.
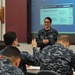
left=0, top=46, right=24, bottom=75
left=2, top=46, right=20, bottom=58
left=57, top=35, right=70, bottom=42
left=2, top=46, right=21, bottom=67
left=3, top=31, right=17, bottom=46
left=57, top=35, right=70, bottom=47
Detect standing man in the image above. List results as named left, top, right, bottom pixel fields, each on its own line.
left=36, top=17, right=59, bottom=52
left=0, top=46, right=24, bottom=75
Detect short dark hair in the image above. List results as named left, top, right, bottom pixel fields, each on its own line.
left=44, top=17, right=52, bottom=23
left=2, top=46, right=20, bottom=58
left=3, top=31, right=17, bottom=46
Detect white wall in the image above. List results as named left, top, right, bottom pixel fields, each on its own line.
left=0, top=0, right=2, bottom=40
left=17, top=43, right=33, bottom=54
left=69, top=45, right=75, bottom=51
left=1, top=0, right=5, bottom=40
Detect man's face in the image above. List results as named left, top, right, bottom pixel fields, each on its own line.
left=44, top=19, right=51, bottom=29
left=13, top=38, right=19, bottom=47
left=16, top=58, right=21, bottom=67
left=65, top=42, right=70, bottom=48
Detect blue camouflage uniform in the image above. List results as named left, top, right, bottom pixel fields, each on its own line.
left=0, top=57, right=24, bottom=75
left=19, top=51, right=40, bottom=75
left=33, top=43, right=75, bottom=75
left=0, top=47, right=40, bottom=75
left=36, top=27, right=59, bottom=52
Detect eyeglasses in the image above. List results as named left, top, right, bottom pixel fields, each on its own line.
left=44, top=21, right=50, bottom=23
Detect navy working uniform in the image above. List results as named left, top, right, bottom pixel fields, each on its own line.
left=33, top=43, right=75, bottom=75
left=0, top=57, right=24, bottom=75
left=0, top=48, right=40, bottom=75
left=19, top=51, right=34, bottom=75
left=36, top=27, right=59, bottom=52
left=19, top=51, right=40, bottom=75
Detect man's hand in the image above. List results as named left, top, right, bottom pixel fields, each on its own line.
left=43, top=39, right=49, bottom=44
left=26, top=64, right=30, bottom=68
left=31, top=39, right=37, bottom=48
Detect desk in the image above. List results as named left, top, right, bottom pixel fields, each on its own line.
left=27, top=66, right=40, bottom=74
left=27, top=66, right=75, bottom=75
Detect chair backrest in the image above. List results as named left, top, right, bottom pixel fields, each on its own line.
left=0, top=45, right=5, bottom=50
left=37, top=70, right=60, bottom=75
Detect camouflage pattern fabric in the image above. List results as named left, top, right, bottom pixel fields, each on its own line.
left=36, top=27, right=59, bottom=52
left=33, top=43, right=75, bottom=75
left=0, top=57, right=24, bottom=75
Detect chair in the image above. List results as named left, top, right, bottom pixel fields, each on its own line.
left=0, top=41, right=5, bottom=50
left=0, top=45, right=5, bottom=50
left=36, top=70, right=60, bottom=75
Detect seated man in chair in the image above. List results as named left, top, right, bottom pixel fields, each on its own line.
left=0, top=31, right=40, bottom=75
left=32, top=35, right=75, bottom=75
left=0, top=46, right=24, bottom=75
